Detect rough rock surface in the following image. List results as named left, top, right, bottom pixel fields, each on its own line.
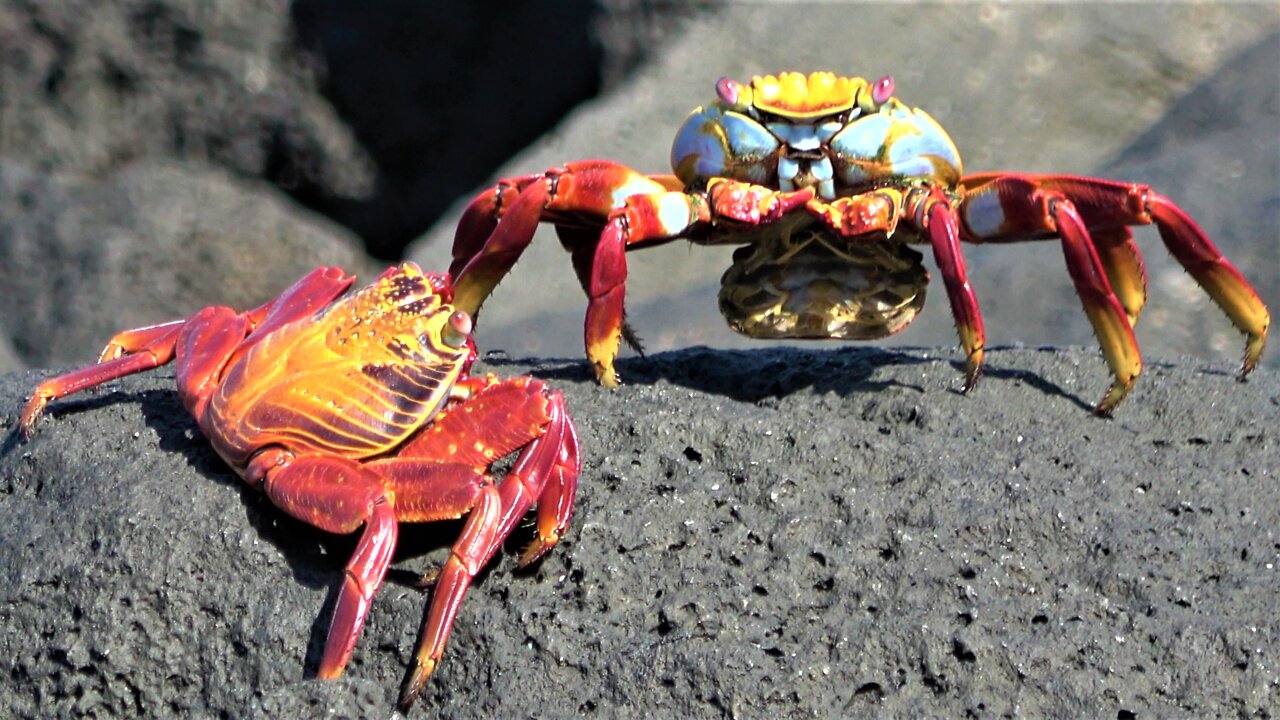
left=0, top=4, right=1276, bottom=716
left=1, top=346, right=1276, bottom=717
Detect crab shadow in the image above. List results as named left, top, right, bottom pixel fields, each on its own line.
left=482, top=343, right=1096, bottom=412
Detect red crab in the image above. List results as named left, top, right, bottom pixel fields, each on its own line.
left=20, top=262, right=581, bottom=710
left=448, top=71, right=1269, bottom=413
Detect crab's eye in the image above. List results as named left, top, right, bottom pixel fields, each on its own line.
left=442, top=311, right=472, bottom=348
left=715, top=76, right=745, bottom=108
left=871, top=75, right=894, bottom=106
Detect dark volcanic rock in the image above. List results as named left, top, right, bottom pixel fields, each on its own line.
left=1, top=346, right=1276, bottom=717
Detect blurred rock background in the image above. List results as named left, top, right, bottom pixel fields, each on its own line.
left=2, top=2, right=1277, bottom=376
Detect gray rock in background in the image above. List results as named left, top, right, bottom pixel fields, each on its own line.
left=0, top=0, right=372, bottom=198
left=288, top=0, right=714, bottom=257
left=0, top=160, right=376, bottom=370
left=0, top=0, right=704, bottom=371
left=411, top=4, right=1280, bottom=375
left=1, top=347, right=1276, bottom=717
left=0, top=0, right=706, bottom=259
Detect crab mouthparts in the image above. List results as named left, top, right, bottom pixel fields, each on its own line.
left=778, top=153, right=835, bottom=199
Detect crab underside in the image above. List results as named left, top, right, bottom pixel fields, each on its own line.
left=718, top=218, right=929, bottom=340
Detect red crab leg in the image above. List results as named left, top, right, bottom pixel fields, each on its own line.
left=956, top=175, right=1140, bottom=412
left=569, top=178, right=816, bottom=385
left=20, top=267, right=358, bottom=436
left=247, top=410, right=574, bottom=697
left=450, top=174, right=547, bottom=280
left=246, top=450, right=402, bottom=683
left=395, top=381, right=579, bottom=710
left=94, top=320, right=188, bottom=363
left=960, top=174, right=1268, bottom=376
left=452, top=160, right=706, bottom=385
left=397, top=377, right=581, bottom=562
left=1146, top=192, right=1269, bottom=373
left=906, top=186, right=987, bottom=390
left=955, top=174, right=1258, bottom=412
left=1090, top=228, right=1147, bottom=328
left=20, top=327, right=184, bottom=437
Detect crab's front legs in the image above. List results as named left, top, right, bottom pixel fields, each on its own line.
left=451, top=160, right=813, bottom=386
left=903, top=187, right=987, bottom=390
left=805, top=186, right=987, bottom=391
left=244, top=380, right=579, bottom=713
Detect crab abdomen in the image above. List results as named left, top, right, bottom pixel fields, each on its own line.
left=718, top=219, right=929, bottom=340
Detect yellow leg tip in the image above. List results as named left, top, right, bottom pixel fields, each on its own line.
left=1240, top=333, right=1266, bottom=380
left=1092, top=379, right=1134, bottom=416
left=592, top=358, right=620, bottom=388
left=397, top=658, right=436, bottom=711
left=518, top=534, right=560, bottom=567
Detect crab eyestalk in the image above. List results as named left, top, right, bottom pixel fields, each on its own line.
left=442, top=310, right=473, bottom=349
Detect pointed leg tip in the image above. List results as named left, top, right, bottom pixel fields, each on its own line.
left=416, top=567, right=441, bottom=589
left=1239, top=335, right=1265, bottom=381
left=960, top=347, right=984, bottom=394
left=1092, top=382, right=1130, bottom=417
left=397, top=659, right=436, bottom=712
left=517, top=535, right=560, bottom=568
left=314, top=661, right=344, bottom=681
left=19, top=399, right=46, bottom=440
left=595, top=365, right=620, bottom=388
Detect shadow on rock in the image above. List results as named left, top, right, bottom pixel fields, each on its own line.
left=484, top=344, right=1099, bottom=411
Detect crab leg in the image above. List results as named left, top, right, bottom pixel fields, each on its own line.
left=246, top=450, right=403, bottom=682
left=396, top=377, right=580, bottom=560
left=20, top=267, right=358, bottom=435
left=1052, top=198, right=1145, bottom=412
left=905, top=186, right=987, bottom=390
left=960, top=174, right=1268, bottom=375
left=1090, top=228, right=1147, bottom=328
left=803, top=186, right=988, bottom=391
left=956, top=175, right=1140, bottom=411
left=1145, top=192, right=1269, bottom=373
left=452, top=160, right=705, bottom=385
left=452, top=161, right=674, bottom=316
left=397, top=383, right=579, bottom=710
left=242, top=378, right=579, bottom=710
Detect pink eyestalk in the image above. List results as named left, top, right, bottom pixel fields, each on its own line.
left=872, top=75, right=894, bottom=105
left=715, top=76, right=750, bottom=109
